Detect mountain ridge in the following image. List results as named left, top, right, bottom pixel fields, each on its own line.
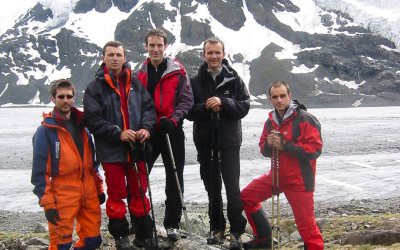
left=0, top=0, right=399, bottom=108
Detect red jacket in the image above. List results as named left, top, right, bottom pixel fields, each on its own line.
left=137, top=57, right=193, bottom=128
left=259, top=101, right=323, bottom=191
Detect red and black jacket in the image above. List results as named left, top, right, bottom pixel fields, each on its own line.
left=136, top=57, right=193, bottom=130
left=259, top=100, right=323, bottom=191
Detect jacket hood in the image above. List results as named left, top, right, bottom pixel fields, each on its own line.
left=43, top=107, right=83, bottom=129
left=198, top=59, right=237, bottom=76
left=95, top=62, right=131, bottom=80
left=140, top=57, right=186, bottom=78
left=272, top=100, right=307, bottom=124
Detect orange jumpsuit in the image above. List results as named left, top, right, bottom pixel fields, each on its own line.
left=32, top=108, right=104, bottom=250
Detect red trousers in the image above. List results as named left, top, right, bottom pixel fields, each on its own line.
left=102, top=161, right=150, bottom=219
left=241, top=173, right=324, bottom=250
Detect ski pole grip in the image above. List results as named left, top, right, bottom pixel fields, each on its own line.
left=129, top=142, right=136, bottom=150
left=160, top=116, right=166, bottom=122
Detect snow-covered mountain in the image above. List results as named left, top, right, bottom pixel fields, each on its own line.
left=0, top=0, right=399, bottom=108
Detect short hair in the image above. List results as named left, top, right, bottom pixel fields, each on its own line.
left=203, top=37, right=225, bottom=54
left=50, top=79, right=75, bottom=97
left=102, top=41, right=126, bottom=56
left=145, top=29, right=168, bottom=45
left=268, top=80, right=290, bottom=96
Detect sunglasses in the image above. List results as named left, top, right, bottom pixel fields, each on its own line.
left=57, top=95, right=74, bottom=100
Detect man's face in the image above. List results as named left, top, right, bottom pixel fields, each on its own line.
left=51, top=87, right=74, bottom=118
left=102, top=46, right=126, bottom=74
left=203, top=42, right=225, bottom=72
left=269, top=85, right=292, bottom=112
left=145, top=36, right=167, bottom=66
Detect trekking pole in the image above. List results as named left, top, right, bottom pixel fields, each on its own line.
left=216, top=112, right=223, bottom=240
left=271, top=130, right=281, bottom=249
left=276, top=147, right=280, bottom=249
left=141, top=142, right=159, bottom=247
left=130, top=142, right=158, bottom=250
left=206, top=111, right=224, bottom=244
left=161, top=117, right=193, bottom=239
left=207, top=112, right=216, bottom=244
left=271, top=145, right=275, bottom=249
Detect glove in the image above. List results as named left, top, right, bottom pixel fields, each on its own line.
left=45, top=209, right=60, bottom=226
left=98, top=193, right=106, bottom=205
left=159, top=119, right=175, bottom=134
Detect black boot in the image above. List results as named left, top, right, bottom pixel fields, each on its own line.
left=243, top=237, right=272, bottom=249
left=207, top=230, right=225, bottom=244
left=115, top=236, right=130, bottom=250
left=133, top=237, right=161, bottom=250
left=229, top=233, right=242, bottom=250
left=166, top=228, right=180, bottom=242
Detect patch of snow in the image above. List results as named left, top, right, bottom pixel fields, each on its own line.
left=292, top=64, right=319, bottom=74
left=332, top=78, right=358, bottom=89
left=28, top=90, right=41, bottom=104
left=257, top=94, right=268, bottom=100
left=352, top=98, right=363, bottom=107
left=0, top=83, right=9, bottom=98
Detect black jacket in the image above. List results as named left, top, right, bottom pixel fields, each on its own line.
left=84, top=63, right=157, bottom=163
left=187, top=59, right=250, bottom=148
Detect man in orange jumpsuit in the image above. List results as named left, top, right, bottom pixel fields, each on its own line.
left=32, top=79, right=105, bottom=250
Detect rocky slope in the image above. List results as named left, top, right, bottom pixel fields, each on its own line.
left=0, top=197, right=399, bottom=249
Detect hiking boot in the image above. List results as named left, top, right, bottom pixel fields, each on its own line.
left=243, top=237, right=272, bottom=249
left=166, top=228, right=180, bottom=242
left=229, top=233, right=242, bottom=250
left=133, top=237, right=161, bottom=250
left=115, top=236, right=130, bottom=250
left=207, top=230, right=225, bottom=245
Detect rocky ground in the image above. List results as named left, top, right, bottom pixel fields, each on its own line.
left=0, top=197, right=399, bottom=250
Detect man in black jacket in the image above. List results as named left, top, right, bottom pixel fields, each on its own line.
left=84, top=41, right=158, bottom=250
left=187, top=37, right=250, bottom=250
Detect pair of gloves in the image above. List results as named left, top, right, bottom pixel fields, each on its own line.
left=45, top=193, right=106, bottom=226
left=159, top=118, right=175, bottom=134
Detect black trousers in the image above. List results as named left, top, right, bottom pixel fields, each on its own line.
left=197, top=145, right=247, bottom=234
left=148, top=128, right=185, bottom=229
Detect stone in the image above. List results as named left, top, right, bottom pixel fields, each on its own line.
left=341, top=230, right=400, bottom=246
left=33, top=223, right=47, bottom=233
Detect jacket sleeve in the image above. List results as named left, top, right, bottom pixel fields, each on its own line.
left=220, top=78, right=250, bottom=120
left=139, top=82, right=157, bottom=135
left=169, top=74, right=194, bottom=124
left=86, top=129, right=104, bottom=195
left=186, top=75, right=211, bottom=122
left=259, top=120, right=273, bottom=157
left=84, top=81, right=122, bottom=141
left=283, top=112, right=323, bottom=160
left=31, top=126, right=56, bottom=211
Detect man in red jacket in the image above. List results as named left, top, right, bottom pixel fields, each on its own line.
left=136, top=29, right=193, bottom=242
left=84, top=41, right=158, bottom=250
left=241, top=81, right=324, bottom=250
left=32, top=79, right=104, bottom=250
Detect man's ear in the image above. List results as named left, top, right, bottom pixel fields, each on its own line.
left=144, top=43, right=148, bottom=51
left=202, top=53, right=206, bottom=60
left=51, top=95, right=55, bottom=104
